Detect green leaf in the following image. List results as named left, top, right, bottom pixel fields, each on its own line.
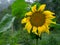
left=0, top=14, right=15, bottom=33
left=12, top=0, right=27, bottom=18
left=55, top=24, right=60, bottom=29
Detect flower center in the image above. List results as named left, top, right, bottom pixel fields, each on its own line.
left=30, top=11, right=46, bottom=27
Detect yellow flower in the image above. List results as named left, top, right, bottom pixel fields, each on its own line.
left=21, top=4, right=56, bottom=36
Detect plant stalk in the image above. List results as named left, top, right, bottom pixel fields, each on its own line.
left=36, top=38, right=38, bottom=45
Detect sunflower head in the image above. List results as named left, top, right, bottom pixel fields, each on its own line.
left=21, top=4, right=56, bottom=36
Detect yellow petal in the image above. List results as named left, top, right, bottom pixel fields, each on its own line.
left=38, top=26, right=46, bottom=36
left=51, top=21, right=56, bottom=24
left=21, top=17, right=30, bottom=24
left=24, top=22, right=32, bottom=33
left=43, top=10, right=55, bottom=15
left=46, top=29, right=49, bottom=34
left=38, top=27, right=42, bottom=36
left=46, top=19, right=56, bottom=24
left=32, top=26, right=37, bottom=35
left=44, top=25, right=50, bottom=34
left=46, top=19, right=51, bottom=24
left=25, top=11, right=32, bottom=16
left=46, top=14, right=56, bottom=19
left=38, top=4, right=46, bottom=11
left=31, top=5, right=37, bottom=12
left=38, top=27, right=43, bottom=33
left=21, top=18, right=27, bottom=24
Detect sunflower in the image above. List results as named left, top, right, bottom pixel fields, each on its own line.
left=21, top=4, right=56, bottom=36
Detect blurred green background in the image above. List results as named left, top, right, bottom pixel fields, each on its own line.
left=0, top=0, right=60, bottom=45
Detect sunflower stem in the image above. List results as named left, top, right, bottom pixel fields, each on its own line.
left=36, top=38, right=38, bottom=45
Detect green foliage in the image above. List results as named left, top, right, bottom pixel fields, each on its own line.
left=12, top=0, right=27, bottom=18
left=48, top=36, right=58, bottom=45
left=0, top=14, right=15, bottom=33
